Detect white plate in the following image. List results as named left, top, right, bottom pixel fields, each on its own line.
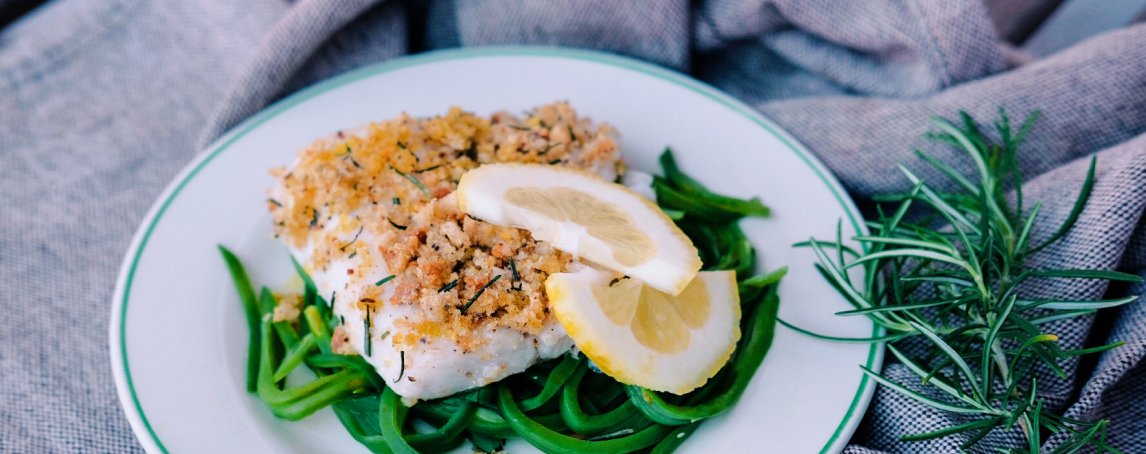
left=110, top=47, right=881, bottom=454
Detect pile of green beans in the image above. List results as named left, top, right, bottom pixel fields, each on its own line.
left=220, top=149, right=784, bottom=453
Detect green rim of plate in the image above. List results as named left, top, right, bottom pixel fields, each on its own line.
left=115, top=46, right=882, bottom=454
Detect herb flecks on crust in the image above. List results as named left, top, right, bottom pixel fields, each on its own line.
left=268, top=102, right=621, bottom=346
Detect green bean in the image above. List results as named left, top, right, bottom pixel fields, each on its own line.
left=272, top=374, right=368, bottom=421
left=519, top=354, right=580, bottom=411
left=650, top=422, right=699, bottom=454
left=626, top=284, right=780, bottom=425
left=377, top=388, right=421, bottom=454
left=219, top=245, right=261, bottom=392
left=713, top=223, right=756, bottom=279
left=679, top=223, right=720, bottom=267
left=256, top=320, right=367, bottom=420
left=656, top=149, right=769, bottom=220
left=377, top=388, right=477, bottom=453
left=273, top=333, right=317, bottom=382
left=499, top=385, right=673, bottom=454
left=737, top=267, right=788, bottom=304
left=303, top=306, right=334, bottom=355
left=259, top=287, right=301, bottom=348
left=290, top=254, right=321, bottom=309
left=412, top=404, right=471, bottom=449
left=658, top=148, right=708, bottom=195
left=579, top=396, right=601, bottom=416
left=412, top=396, right=568, bottom=440
left=332, top=402, right=393, bottom=453
left=589, top=381, right=630, bottom=411
left=413, top=400, right=515, bottom=439
left=305, top=353, right=386, bottom=390
left=340, top=394, right=382, bottom=413
left=466, top=432, right=505, bottom=453
left=561, top=362, right=642, bottom=436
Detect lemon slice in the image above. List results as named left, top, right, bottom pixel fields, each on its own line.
left=546, top=269, right=740, bottom=394
left=457, top=163, right=701, bottom=295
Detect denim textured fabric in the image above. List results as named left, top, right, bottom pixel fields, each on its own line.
left=2, top=1, right=1144, bottom=452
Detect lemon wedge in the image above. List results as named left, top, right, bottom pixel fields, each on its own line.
left=457, top=163, right=701, bottom=295
left=546, top=269, right=740, bottom=394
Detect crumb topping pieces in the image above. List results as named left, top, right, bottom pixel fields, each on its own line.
left=269, top=102, right=622, bottom=345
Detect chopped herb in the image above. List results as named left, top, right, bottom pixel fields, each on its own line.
left=509, top=258, right=520, bottom=281
left=375, top=275, right=395, bottom=286
left=548, top=159, right=562, bottom=165
left=348, top=251, right=357, bottom=259
left=567, top=125, right=576, bottom=141
left=340, top=315, right=345, bottom=325
left=330, top=292, right=336, bottom=309
left=340, top=226, right=364, bottom=251
left=353, top=182, right=358, bottom=190
left=380, top=331, right=389, bottom=341
left=397, top=141, right=407, bottom=149
left=364, top=315, right=372, bottom=356
left=267, top=198, right=282, bottom=207
left=539, top=120, right=550, bottom=129
left=389, top=165, right=432, bottom=198
left=392, top=197, right=400, bottom=205
left=538, top=142, right=563, bottom=155
left=347, top=156, right=361, bottom=168
left=310, top=208, right=319, bottom=227
left=394, top=351, right=405, bottom=383
left=439, top=280, right=458, bottom=292
left=466, top=214, right=483, bottom=223
left=388, top=218, right=407, bottom=230
left=461, top=275, right=502, bottom=314
left=509, top=125, right=531, bottom=131
left=415, top=164, right=441, bottom=173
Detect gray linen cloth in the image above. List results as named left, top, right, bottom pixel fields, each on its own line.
left=2, top=0, right=1144, bottom=452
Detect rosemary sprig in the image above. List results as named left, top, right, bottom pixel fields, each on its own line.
left=461, top=275, right=502, bottom=314
left=538, top=142, right=563, bottom=155
left=389, top=164, right=432, bottom=198
left=802, top=109, right=1140, bottom=453
left=394, top=351, right=405, bottom=383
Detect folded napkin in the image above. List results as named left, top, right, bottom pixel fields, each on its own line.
left=1, top=0, right=1143, bottom=452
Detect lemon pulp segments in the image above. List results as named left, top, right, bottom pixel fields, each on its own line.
left=505, top=187, right=657, bottom=266
left=549, top=270, right=739, bottom=394
left=592, top=277, right=711, bottom=354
